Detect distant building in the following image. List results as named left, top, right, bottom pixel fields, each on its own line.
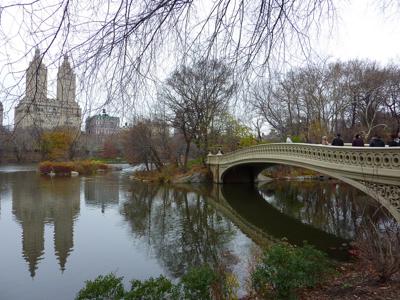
left=132, top=117, right=170, bottom=137
left=85, top=109, right=120, bottom=135
left=14, top=49, right=81, bottom=130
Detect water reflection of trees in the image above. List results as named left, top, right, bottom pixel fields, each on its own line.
left=259, top=180, right=385, bottom=239
left=121, top=183, right=237, bottom=278
left=11, top=173, right=80, bottom=277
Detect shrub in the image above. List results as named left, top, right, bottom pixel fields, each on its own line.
left=39, top=160, right=109, bottom=176
left=239, top=136, right=258, bottom=148
left=291, top=135, right=303, bottom=143
left=39, top=161, right=54, bottom=174
left=180, top=265, right=237, bottom=300
left=133, top=164, right=181, bottom=183
left=39, top=161, right=74, bottom=175
left=180, top=266, right=218, bottom=300
left=356, top=217, right=400, bottom=282
left=251, top=242, right=333, bottom=299
left=187, top=157, right=203, bottom=169
left=53, top=163, right=74, bottom=174
left=74, top=160, right=108, bottom=175
left=97, top=162, right=109, bottom=170
left=125, top=276, right=178, bottom=300
left=223, top=272, right=239, bottom=300
left=76, top=273, right=125, bottom=300
left=76, top=267, right=237, bottom=300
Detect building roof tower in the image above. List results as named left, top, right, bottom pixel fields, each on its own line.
left=57, top=54, right=76, bottom=104
left=26, top=48, right=48, bottom=102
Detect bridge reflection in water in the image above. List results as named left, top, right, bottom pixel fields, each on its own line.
left=207, top=143, right=400, bottom=222
left=121, top=180, right=377, bottom=268
left=209, top=181, right=390, bottom=260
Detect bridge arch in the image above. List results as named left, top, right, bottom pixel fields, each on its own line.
left=207, top=143, right=400, bottom=222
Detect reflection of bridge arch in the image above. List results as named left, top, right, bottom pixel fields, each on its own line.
left=207, top=143, right=400, bottom=222
left=210, top=184, right=351, bottom=259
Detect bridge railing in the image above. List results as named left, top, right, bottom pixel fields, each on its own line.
left=207, top=143, right=400, bottom=171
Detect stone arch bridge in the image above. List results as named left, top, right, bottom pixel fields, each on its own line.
left=207, top=143, right=400, bottom=222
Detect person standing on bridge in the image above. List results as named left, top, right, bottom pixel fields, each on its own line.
left=352, top=134, right=364, bottom=146
left=387, top=134, right=399, bottom=147
left=321, top=136, right=329, bottom=145
left=369, top=134, right=385, bottom=147
left=331, top=133, right=344, bottom=146
left=286, top=135, right=293, bottom=143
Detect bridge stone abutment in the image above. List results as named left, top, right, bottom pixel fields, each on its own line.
left=207, top=143, right=400, bottom=223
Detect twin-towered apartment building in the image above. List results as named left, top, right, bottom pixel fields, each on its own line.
left=10, top=49, right=119, bottom=135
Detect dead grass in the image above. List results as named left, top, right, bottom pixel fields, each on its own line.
left=39, top=160, right=109, bottom=176
left=133, top=164, right=209, bottom=183
left=298, top=260, right=400, bottom=300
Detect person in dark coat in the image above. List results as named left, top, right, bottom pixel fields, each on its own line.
left=352, top=134, right=364, bottom=147
left=387, top=134, right=399, bottom=147
left=331, top=133, right=344, bottom=146
left=369, top=134, right=385, bottom=147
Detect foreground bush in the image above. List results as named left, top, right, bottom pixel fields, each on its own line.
left=356, top=217, right=400, bottom=282
left=126, top=276, right=178, bottom=299
left=180, top=266, right=218, bottom=300
left=76, top=273, right=125, bottom=300
left=251, top=242, right=333, bottom=299
left=39, top=160, right=109, bottom=176
left=76, top=245, right=333, bottom=300
left=76, top=266, right=235, bottom=300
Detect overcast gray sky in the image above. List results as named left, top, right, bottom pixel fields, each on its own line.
left=1, top=0, right=400, bottom=126
left=319, top=0, right=400, bottom=63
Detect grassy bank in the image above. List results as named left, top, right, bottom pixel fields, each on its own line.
left=133, top=163, right=209, bottom=184
left=39, top=160, right=109, bottom=176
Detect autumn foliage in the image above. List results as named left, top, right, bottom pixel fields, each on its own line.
left=40, top=131, right=74, bottom=161
left=39, top=160, right=109, bottom=176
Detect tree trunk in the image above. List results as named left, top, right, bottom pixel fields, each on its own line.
left=183, top=140, right=191, bottom=170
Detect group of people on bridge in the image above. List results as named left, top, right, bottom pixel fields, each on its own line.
left=286, top=132, right=400, bottom=147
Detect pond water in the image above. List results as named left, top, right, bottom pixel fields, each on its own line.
left=0, top=165, right=381, bottom=299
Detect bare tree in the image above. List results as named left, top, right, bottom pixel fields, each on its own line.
left=0, top=0, right=337, bottom=114
left=251, top=60, right=400, bottom=142
left=381, top=65, right=400, bottom=132
left=122, top=119, right=169, bottom=171
left=252, top=118, right=266, bottom=141
left=161, top=59, right=235, bottom=167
